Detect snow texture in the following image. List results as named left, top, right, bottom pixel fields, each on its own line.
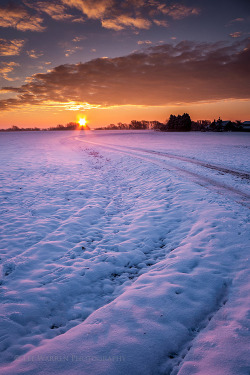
left=0, top=130, right=250, bottom=375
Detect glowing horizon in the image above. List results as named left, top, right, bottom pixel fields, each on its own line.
left=0, top=99, right=250, bottom=130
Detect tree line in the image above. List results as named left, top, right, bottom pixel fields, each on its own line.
left=96, top=114, right=249, bottom=132
left=0, top=122, right=90, bottom=132
left=95, top=115, right=192, bottom=131
left=1, top=116, right=249, bottom=132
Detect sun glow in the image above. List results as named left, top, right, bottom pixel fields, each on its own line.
left=79, top=117, right=87, bottom=127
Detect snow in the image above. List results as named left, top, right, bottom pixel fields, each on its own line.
left=0, top=130, right=250, bottom=375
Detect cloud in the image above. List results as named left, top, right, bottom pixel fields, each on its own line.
left=0, top=39, right=25, bottom=56
left=64, top=46, right=83, bottom=56
left=62, top=0, right=112, bottom=19
left=227, top=18, right=244, bottom=26
left=72, top=36, right=86, bottom=42
left=137, top=40, right=152, bottom=45
left=125, top=0, right=147, bottom=7
left=230, top=32, right=242, bottom=38
left=232, top=18, right=244, bottom=22
left=59, top=40, right=84, bottom=56
left=0, top=4, right=45, bottom=31
left=71, top=17, right=85, bottom=22
left=63, top=0, right=152, bottom=30
left=0, top=62, right=20, bottom=81
left=61, top=0, right=197, bottom=30
left=102, top=15, right=151, bottom=30
left=24, top=1, right=75, bottom=21
left=0, top=0, right=201, bottom=34
left=26, top=49, right=44, bottom=59
left=1, top=39, right=249, bottom=111
left=158, top=4, right=200, bottom=20
left=43, top=4, right=73, bottom=20
left=153, top=19, right=168, bottom=27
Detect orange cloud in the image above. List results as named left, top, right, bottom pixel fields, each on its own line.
left=63, top=0, right=152, bottom=30
left=230, top=32, right=242, bottom=38
left=72, top=36, right=86, bottom=42
left=0, top=38, right=25, bottom=56
left=1, top=40, right=249, bottom=111
left=39, top=2, right=72, bottom=20
left=62, top=0, right=112, bottom=19
left=0, top=62, right=20, bottom=81
left=0, top=1, right=201, bottom=34
left=64, top=46, right=83, bottom=56
left=59, top=40, right=84, bottom=56
left=25, top=1, right=75, bottom=21
left=153, top=19, right=168, bottom=27
left=26, top=49, right=44, bottom=59
left=60, top=0, right=180, bottom=30
left=0, top=4, right=45, bottom=32
left=102, top=15, right=151, bottom=30
left=137, top=40, right=152, bottom=45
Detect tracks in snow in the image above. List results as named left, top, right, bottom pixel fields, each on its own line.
left=1, top=134, right=249, bottom=370
left=136, top=148, right=250, bottom=180
left=0, top=143, right=190, bottom=363
left=77, top=138, right=250, bottom=208
left=158, top=281, right=230, bottom=375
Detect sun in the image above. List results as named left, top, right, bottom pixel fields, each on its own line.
left=79, top=117, right=87, bottom=127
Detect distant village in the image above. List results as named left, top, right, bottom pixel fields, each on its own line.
left=1, top=115, right=250, bottom=132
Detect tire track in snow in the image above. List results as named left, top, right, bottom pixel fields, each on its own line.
left=158, top=281, right=230, bottom=375
left=77, top=138, right=250, bottom=208
left=136, top=148, right=250, bottom=180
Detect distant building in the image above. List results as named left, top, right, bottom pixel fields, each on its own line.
left=220, top=121, right=231, bottom=129
left=211, top=119, right=234, bottom=131
left=242, top=121, right=250, bottom=131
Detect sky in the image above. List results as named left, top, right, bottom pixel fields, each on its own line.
left=0, top=0, right=250, bottom=129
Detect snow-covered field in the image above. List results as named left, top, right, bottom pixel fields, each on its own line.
left=0, top=130, right=250, bottom=375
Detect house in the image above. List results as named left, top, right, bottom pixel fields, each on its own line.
left=214, top=120, right=233, bottom=131
left=242, top=121, right=250, bottom=131
left=221, top=121, right=231, bottom=129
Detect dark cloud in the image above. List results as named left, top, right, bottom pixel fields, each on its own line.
left=1, top=39, right=249, bottom=110
left=156, top=3, right=200, bottom=19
